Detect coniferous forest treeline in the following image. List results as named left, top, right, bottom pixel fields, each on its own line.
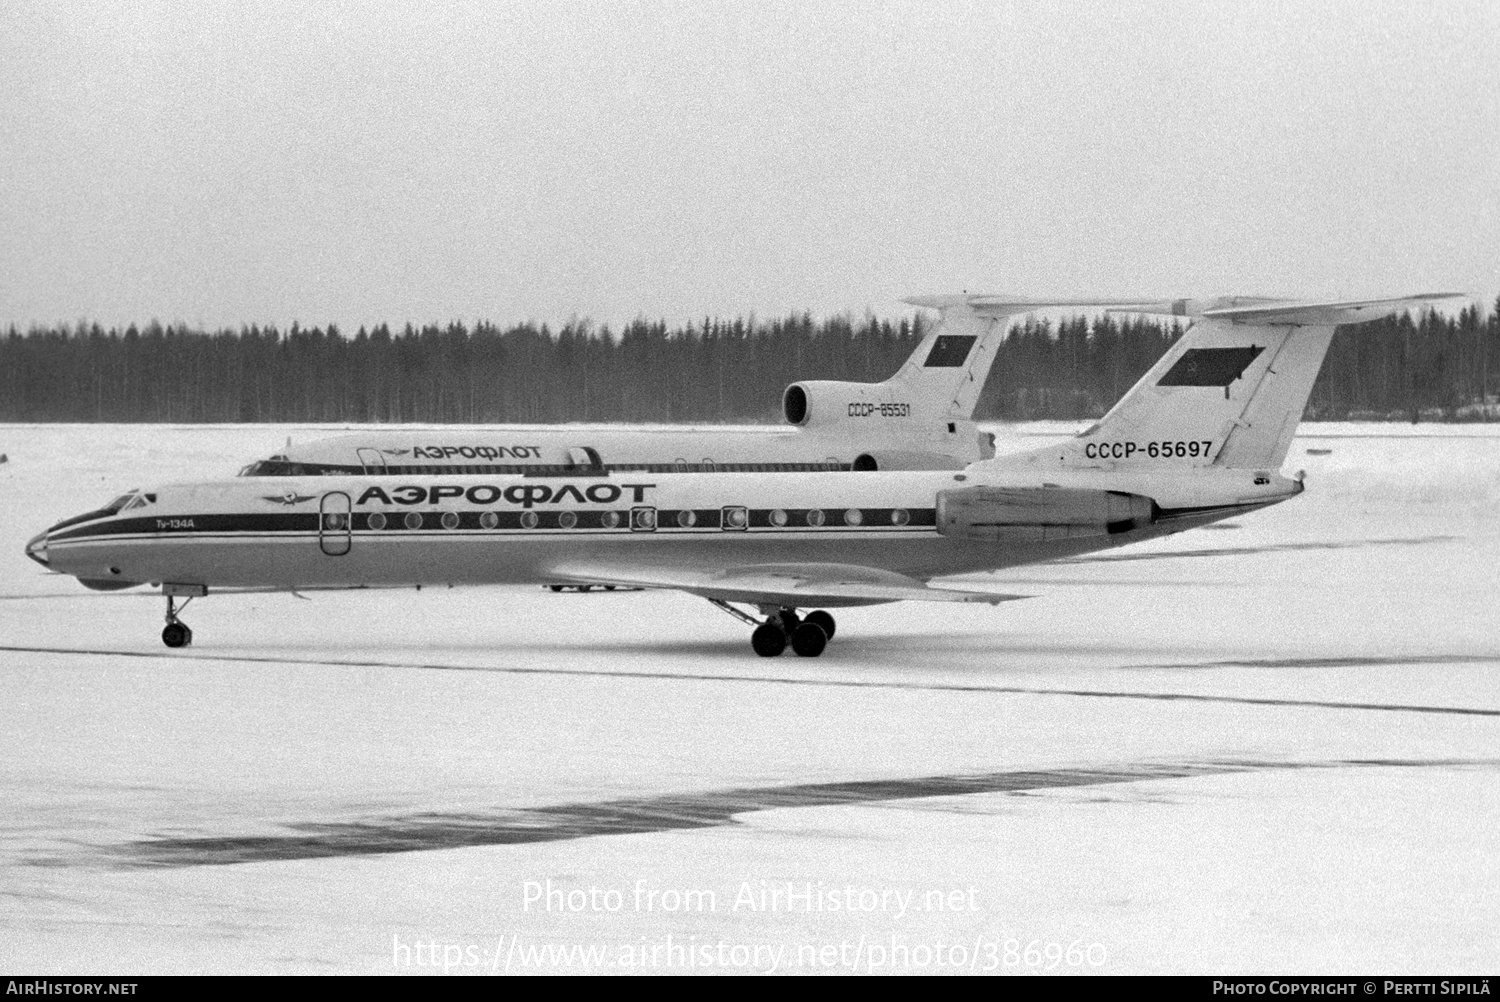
left=2, top=301, right=1497, bottom=424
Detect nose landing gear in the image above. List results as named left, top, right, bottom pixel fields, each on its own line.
left=710, top=600, right=835, bottom=658
left=160, top=584, right=207, bottom=648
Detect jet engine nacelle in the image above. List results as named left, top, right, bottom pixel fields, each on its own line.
left=782, top=380, right=914, bottom=428
left=935, top=486, right=1156, bottom=542
left=852, top=450, right=965, bottom=471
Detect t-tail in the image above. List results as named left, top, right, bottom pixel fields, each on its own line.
left=894, top=295, right=1177, bottom=420
left=1042, top=293, right=1468, bottom=472
left=787, top=295, right=1180, bottom=468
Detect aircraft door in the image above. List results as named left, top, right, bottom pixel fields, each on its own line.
left=357, top=448, right=387, bottom=474
left=565, top=446, right=603, bottom=470
left=319, top=492, right=352, bottom=556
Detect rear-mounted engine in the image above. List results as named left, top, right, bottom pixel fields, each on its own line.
left=782, top=380, right=907, bottom=428
left=936, top=486, right=1156, bottom=542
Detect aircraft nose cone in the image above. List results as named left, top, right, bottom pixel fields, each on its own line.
left=24, top=530, right=49, bottom=567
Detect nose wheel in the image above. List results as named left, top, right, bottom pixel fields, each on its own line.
left=162, top=621, right=193, bottom=648
left=710, top=600, right=835, bottom=657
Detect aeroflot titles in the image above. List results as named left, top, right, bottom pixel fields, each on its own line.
left=354, top=483, right=657, bottom=508
left=409, top=445, right=543, bottom=459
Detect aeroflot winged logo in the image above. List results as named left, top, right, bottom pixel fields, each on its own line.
left=354, top=483, right=657, bottom=508
left=262, top=491, right=316, bottom=505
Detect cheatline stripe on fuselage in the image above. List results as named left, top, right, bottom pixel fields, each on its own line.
left=47, top=533, right=942, bottom=550
left=47, top=507, right=941, bottom=542
left=245, top=462, right=855, bottom=476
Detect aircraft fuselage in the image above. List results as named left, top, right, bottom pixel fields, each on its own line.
left=30, top=460, right=1297, bottom=601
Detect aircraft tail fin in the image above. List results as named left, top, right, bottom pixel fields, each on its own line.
left=1051, top=294, right=1468, bottom=471
left=898, top=295, right=1168, bottom=419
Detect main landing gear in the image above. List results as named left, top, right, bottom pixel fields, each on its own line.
left=709, top=600, right=837, bottom=658
left=160, top=583, right=207, bottom=648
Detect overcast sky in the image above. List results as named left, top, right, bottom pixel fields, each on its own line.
left=3, top=0, right=1496, bottom=331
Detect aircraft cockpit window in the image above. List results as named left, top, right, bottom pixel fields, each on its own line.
left=105, top=490, right=156, bottom=512
left=238, top=459, right=305, bottom=477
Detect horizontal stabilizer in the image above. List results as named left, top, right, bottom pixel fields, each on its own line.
left=904, top=294, right=1168, bottom=319
left=548, top=560, right=1029, bottom=609
left=910, top=292, right=1468, bottom=327
left=1104, top=293, right=1468, bottom=326
left=1200, top=294, right=1468, bottom=326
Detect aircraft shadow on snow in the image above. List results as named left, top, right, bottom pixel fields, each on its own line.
left=94, top=758, right=1500, bottom=869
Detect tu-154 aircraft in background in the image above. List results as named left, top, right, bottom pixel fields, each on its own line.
left=237, top=297, right=1159, bottom=478
left=26, top=292, right=1463, bottom=656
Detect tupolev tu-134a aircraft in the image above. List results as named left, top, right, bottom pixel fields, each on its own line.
left=237, top=297, right=1147, bottom=478
left=26, top=292, right=1464, bottom=656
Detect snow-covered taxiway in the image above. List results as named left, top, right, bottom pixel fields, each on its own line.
left=1, top=423, right=1497, bottom=975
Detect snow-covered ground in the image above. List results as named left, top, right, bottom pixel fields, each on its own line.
left=1, top=423, right=1497, bottom=975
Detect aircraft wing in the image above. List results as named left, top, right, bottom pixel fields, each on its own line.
left=547, top=560, right=1030, bottom=608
